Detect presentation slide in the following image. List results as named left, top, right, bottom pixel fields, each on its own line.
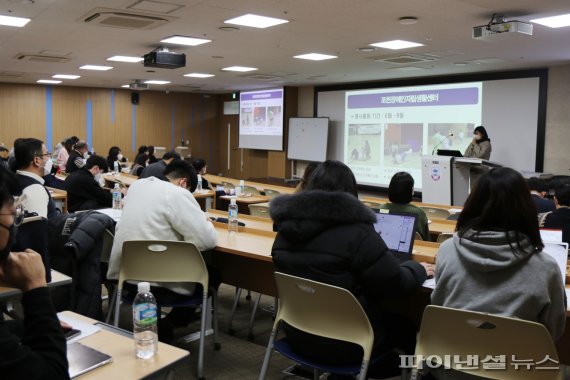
left=344, top=83, right=482, bottom=188
left=239, top=88, right=284, bottom=151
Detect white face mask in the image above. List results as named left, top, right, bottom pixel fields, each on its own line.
left=42, top=158, right=53, bottom=176
left=117, top=154, right=123, bottom=161
left=94, top=172, right=102, bottom=184
left=83, top=152, right=89, bottom=159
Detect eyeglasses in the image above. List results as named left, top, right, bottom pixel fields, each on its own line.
left=36, top=152, right=51, bottom=158
left=0, top=204, right=24, bottom=226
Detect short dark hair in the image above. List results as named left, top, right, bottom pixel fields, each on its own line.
left=75, top=141, right=88, bottom=151
left=299, top=162, right=319, bottom=191
left=162, top=151, right=181, bottom=161
left=555, top=184, right=570, bottom=207
left=457, top=167, right=543, bottom=253
left=108, top=146, right=120, bottom=159
left=138, top=145, right=148, bottom=155
left=14, top=138, right=43, bottom=170
left=148, top=145, right=155, bottom=156
left=304, top=160, right=358, bottom=198
left=388, top=172, right=414, bottom=204
left=0, top=146, right=8, bottom=153
left=85, top=155, right=109, bottom=172
left=192, top=158, right=207, bottom=172
left=474, top=126, right=490, bottom=142
left=164, top=160, right=197, bottom=192
left=527, top=177, right=548, bottom=193
left=135, top=153, right=148, bottom=166
left=0, top=164, right=22, bottom=204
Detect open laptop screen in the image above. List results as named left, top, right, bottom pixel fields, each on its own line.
left=373, top=212, right=417, bottom=257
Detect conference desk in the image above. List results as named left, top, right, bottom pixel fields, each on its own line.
left=103, top=173, right=138, bottom=188
left=203, top=174, right=295, bottom=195
left=47, top=187, right=68, bottom=214
left=0, top=269, right=71, bottom=300
left=360, top=196, right=463, bottom=215
left=218, top=194, right=270, bottom=214
left=59, top=311, right=189, bottom=379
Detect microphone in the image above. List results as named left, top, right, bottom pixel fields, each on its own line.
left=432, top=133, right=454, bottom=155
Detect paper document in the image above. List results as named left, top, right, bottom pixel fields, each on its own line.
left=423, top=278, right=436, bottom=289
left=58, top=312, right=101, bottom=344
left=542, top=241, right=569, bottom=284
left=95, top=208, right=122, bottom=222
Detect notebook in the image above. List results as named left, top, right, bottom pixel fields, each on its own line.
left=68, top=341, right=113, bottom=379
left=373, top=211, right=417, bottom=262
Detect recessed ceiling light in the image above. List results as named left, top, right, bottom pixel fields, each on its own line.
left=144, top=80, right=170, bottom=85
left=531, top=14, right=570, bottom=28
left=184, top=73, right=215, bottom=78
left=52, top=74, right=80, bottom=79
left=0, top=14, right=31, bottom=27
left=294, top=53, right=338, bottom=61
left=80, top=65, right=113, bottom=71
left=224, top=13, right=289, bottom=29
left=160, top=35, right=211, bottom=46
left=222, top=66, right=258, bottom=72
left=219, top=26, right=239, bottom=32
left=370, top=39, right=424, bottom=50
left=121, top=84, right=130, bottom=88
left=107, top=55, right=143, bottom=63
left=399, top=17, right=418, bottom=25
left=356, top=47, right=377, bottom=52
left=37, top=80, right=62, bottom=84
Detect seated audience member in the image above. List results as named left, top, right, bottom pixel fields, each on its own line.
left=140, top=151, right=180, bottom=179
left=106, top=146, right=125, bottom=171
left=147, top=145, right=159, bottom=164
left=0, top=168, right=69, bottom=379
left=64, top=155, right=113, bottom=212
left=270, top=160, right=433, bottom=378
left=528, top=177, right=556, bottom=213
left=379, top=172, right=430, bottom=240
left=56, top=138, right=72, bottom=173
left=191, top=158, right=211, bottom=189
left=294, top=161, right=319, bottom=192
left=134, top=145, right=148, bottom=163
left=107, top=160, right=217, bottom=337
left=432, top=168, right=566, bottom=343
left=541, top=184, right=570, bottom=244
left=0, top=146, right=9, bottom=168
left=14, top=138, right=59, bottom=220
left=65, top=141, right=89, bottom=174
left=129, top=153, right=148, bottom=177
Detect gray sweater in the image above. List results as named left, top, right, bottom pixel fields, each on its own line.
left=464, top=140, right=491, bottom=160
left=431, top=230, right=566, bottom=340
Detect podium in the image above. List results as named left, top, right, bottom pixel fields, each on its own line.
left=422, top=155, right=502, bottom=206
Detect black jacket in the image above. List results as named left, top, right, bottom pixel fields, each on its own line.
left=64, top=168, right=112, bottom=212
left=270, top=190, right=427, bottom=305
left=0, top=287, right=69, bottom=380
left=65, top=150, right=84, bottom=174
left=532, top=194, right=556, bottom=214
left=543, top=207, right=570, bottom=244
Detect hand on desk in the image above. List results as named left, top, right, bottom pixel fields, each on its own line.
left=420, top=262, right=435, bottom=279
left=0, top=249, right=47, bottom=292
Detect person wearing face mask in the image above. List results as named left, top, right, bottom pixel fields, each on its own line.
left=64, top=155, right=114, bottom=212
left=0, top=146, right=9, bottom=168
left=0, top=166, right=69, bottom=379
left=13, top=138, right=59, bottom=220
left=107, top=146, right=126, bottom=172
left=464, top=125, right=492, bottom=160
left=65, top=141, right=89, bottom=174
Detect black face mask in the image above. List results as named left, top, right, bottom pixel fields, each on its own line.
left=0, top=222, right=17, bottom=262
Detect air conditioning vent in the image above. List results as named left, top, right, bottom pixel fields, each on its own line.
left=82, top=8, right=172, bottom=30
left=245, top=74, right=282, bottom=81
left=374, top=54, right=438, bottom=64
left=0, top=71, right=25, bottom=79
left=15, top=53, right=70, bottom=63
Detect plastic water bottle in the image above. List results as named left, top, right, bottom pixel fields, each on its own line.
left=114, top=161, right=119, bottom=174
left=133, top=282, right=158, bottom=359
left=239, top=179, right=245, bottom=194
left=112, top=184, right=122, bottom=210
left=196, top=174, right=203, bottom=192
left=228, top=197, right=239, bottom=233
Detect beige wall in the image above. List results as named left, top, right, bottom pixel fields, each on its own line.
left=545, top=64, right=570, bottom=175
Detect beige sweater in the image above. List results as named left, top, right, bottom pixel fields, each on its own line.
left=464, top=140, right=491, bottom=160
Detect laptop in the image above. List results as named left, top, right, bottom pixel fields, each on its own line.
left=373, top=211, right=417, bottom=262
left=68, top=341, right=113, bottom=379
left=437, top=149, right=463, bottom=157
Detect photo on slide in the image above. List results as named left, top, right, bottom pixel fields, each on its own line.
left=267, top=106, right=282, bottom=127
left=347, top=124, right=382, bottom=166
left=384, top=123, right=423, bottom=170
left=241, top=108, right=253, bottom=126
left=254, top=107, right=267, bottom=126
left=428, top=123, right=475, bottom=155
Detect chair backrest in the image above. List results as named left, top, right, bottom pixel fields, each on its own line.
left=100, top=229, right=114, bottom=263
left=414, top=231, right=424, bottom=241
left=264, top=189, right=281, bottom=200
left=118, top=240, right=209, bottom=290
left=362, top=201, right=382, bottom=210
left=415, top=305, right=562, bottom=380
left=243, top=185, right=261, bottom=195
left=273, top=272, right=374, bottom=361
left=420, top=207, right=451, bottom=219
left=436, top=232, right=453, bottom=244
left=248, top=204, right=270, bottom=218
left=221, top=181, right=235, bottom=189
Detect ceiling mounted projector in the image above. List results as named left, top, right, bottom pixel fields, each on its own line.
left=473, top=14, right=533, bottom=40
left=143, top=47, right=186, bottom=69
left=129, top=80, right=149, bottom=90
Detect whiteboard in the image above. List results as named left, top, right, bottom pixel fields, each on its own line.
left=287, top=117, right=329, bottom=161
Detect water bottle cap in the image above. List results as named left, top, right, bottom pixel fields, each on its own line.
left=239, top=180, right=244, bottom=186
left=230, top=197, right=237, bottom=204
left=197, top=174, right=202, bottom=180
left=114, top=183, right=120, bottom=189
left=138, top=282, right=150, bottom=293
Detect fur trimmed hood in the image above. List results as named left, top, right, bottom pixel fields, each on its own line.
left=270, top=190, right=376, bottom=242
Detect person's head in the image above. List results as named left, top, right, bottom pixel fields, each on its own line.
left=162, top=151, right=181, bottom=165
left=69, top=136, right=79, bottom=146
left=135, top=153, right=149, bottom=167
left=14, top=138, right=52, bottom=176
left=137, top=145, right=148, bottom=156
left=0, top=166, right=22, bottom=261
left=108, top=146, right=122, bottom=161
left=527, top=177, right=548, bottom=197
left=75, top=141, right=89, bottom=156
left=554, top=184, right=570, bottom=208
left=457, top=167, right=543, bottom=252
left=0, top=146, right=8, bottom=160
left=85, top=155, right=108, bottom=181
left=148, top=145, right=155, bottom=156
left=63, top=138, right=74, bottom=153
left=473, top=126, right=489, bottom=142
left=192, top=158, right=207, bottom=175
left=299, top=162, right=319, bottom=191
left=388, top=172, right=414, bottom=204
left=304, top=160, right=358, bottom=198
left=164, top=160, right=197, bottom=192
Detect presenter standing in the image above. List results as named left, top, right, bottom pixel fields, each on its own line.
left=464, top=126, right=492, bottom=160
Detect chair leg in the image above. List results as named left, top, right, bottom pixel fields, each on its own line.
left=228, top=287, right=242, bottom=335
left=113, top=288, right=122, bottom=327
left=258, top=327, right=277, bottom=380
left=197, top=294, right=207, bottom=380
left=246, top=289, right=252, bottom=301
left=105, top=288, right=117, bottom=324
left=211, top=287, right=221, bottom=351
left=248, top=293, right=262, bottom=340
left=358, top=360, right=369, bottom=380
left=313, top=368, right=319, bottom=380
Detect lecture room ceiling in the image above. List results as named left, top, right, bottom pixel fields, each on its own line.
left=0, top=0, right=569, bottom=93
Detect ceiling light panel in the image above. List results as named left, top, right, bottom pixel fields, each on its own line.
left=370, top=40, right=424, bottom=50
left=107, top=55, right=143, bottom=62
left=224, top=14, right=288, bottom=28
left=160, top=36, right=211, bottom=46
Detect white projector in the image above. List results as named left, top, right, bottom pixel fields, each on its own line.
left=473, top=21, right=533, bottom=40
